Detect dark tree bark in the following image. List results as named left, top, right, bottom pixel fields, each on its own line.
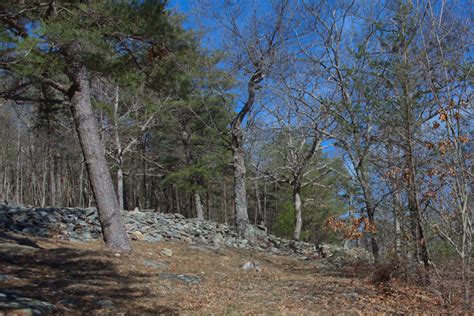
left=356, top=164, right=380, bottom=261
left=173, top=184, right=181, bottom=214
left=401, top=58, right=430, bottom=268
left=405, top=116, right=430, bottom=268
left=68, top=66, right=131, bottom=252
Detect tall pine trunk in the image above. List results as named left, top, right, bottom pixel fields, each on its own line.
left=69, top=66, right=131, bottom=252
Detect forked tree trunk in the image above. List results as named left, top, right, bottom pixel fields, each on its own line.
left=68, top=66, right=131, bottom=252
left=230, top=71, right=262, bottom=239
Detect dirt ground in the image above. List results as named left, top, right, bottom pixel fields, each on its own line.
left=0, top=231, right=465, bottom=315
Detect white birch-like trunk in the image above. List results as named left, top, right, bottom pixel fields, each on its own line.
left=194, top=191, right=204, bottom=220
left=292, top=188, right=302, bottom=240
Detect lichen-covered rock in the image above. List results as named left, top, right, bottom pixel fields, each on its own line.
left=160, top=248, right=173, bottom=257
left=241, top=261, right=262, bottom=272
left=130, top=231, right=144, bottom=241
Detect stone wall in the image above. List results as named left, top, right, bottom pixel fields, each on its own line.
left=0, top=204, right=371, bottom=262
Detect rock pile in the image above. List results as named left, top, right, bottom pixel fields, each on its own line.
left=0, top=204, right=102, bottom=242
left=0, top=204, right=371, bottom=262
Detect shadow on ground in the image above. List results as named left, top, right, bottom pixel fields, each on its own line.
left=0, top=231, right=178, bottom=315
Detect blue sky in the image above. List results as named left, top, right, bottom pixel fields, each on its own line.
left=168, top=0, right=191, bottom=12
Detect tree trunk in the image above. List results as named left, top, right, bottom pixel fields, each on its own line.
left=116, top=167, right=124, bottom=210
left=0, top=165, right=5, bottom=203
left=48, top=147, right=56, bottom=206
left=356, top=164, right=380, bottom=261
left=194, top=191, right=204, bottom=220
left=41, top=154, right=47, bottom=207
left=223, top=178, right=228, bottom=224
left=407, top=167, right=430, bottom=268
left=263, top=180, right=267, bottom=226
left=404, top=97, right=430, bottom=268
left=292, top=185, right=302, bottom=240
left=367, top=209, right=379, bottom=261
left=174, top=184, right=181, bottom=215
left=142, top=147, right=148, bottom=209
left=79, top=161, right=84, bottom=208
left=68, top=66, right=131, bottom=252
left=253, top=179, right=263, bottom=225
left=230, top=71, right=261, bottom=238
left=15, top=128, right=21, bottom=205
left=393, top=191, right=403, bottom=260
left=112, top=86, right=124, bottom=210
left=206, top=189, right=211, bottom=220
left=232, top=127, right=249, bottom=238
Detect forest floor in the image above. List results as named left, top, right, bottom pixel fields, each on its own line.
left=0, top=231, right=466, bottom=315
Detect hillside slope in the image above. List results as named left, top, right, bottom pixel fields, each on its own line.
left=0, top=231, right=449, bottom=315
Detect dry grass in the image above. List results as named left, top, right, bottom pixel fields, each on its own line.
left=0, top=231, right=462, bottom=315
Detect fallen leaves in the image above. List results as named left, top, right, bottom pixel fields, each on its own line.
left=0, top=233, right=462, bottom=314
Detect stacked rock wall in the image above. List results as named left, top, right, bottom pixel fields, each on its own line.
left=0, top=204, right=371, bottom=262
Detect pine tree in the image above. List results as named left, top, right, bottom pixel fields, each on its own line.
left=0, top=1, right=199, bottom=252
